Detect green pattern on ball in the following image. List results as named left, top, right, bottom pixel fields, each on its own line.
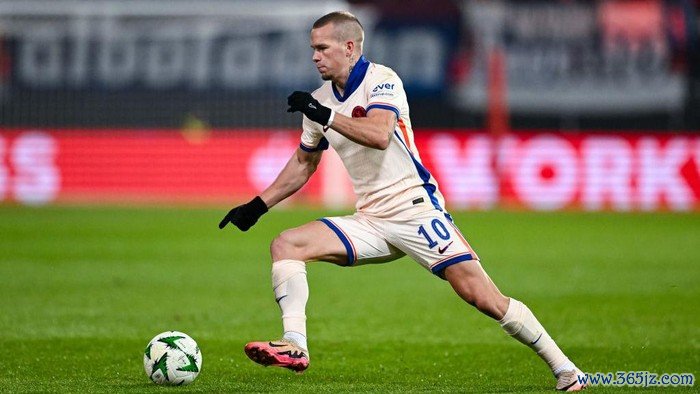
left=150, top=353, right=169, bottom=381
left=158, top=335, right=184, bottom=350
left=177, top=354, right=199, bottom=372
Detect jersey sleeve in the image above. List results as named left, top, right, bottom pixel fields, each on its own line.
left=299, top=115, right=329, bottom=152
left=366, top=71, right=404, bottom=120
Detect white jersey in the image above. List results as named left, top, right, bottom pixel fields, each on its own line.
left=300, top=56, right=447, bottom=219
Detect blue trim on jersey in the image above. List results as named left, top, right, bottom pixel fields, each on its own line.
left=431, top=253, right=474, bottom=279
left=318, top=218, right=355, bottom=266
left=299, top=137, right=329, bottom=152
left=366, top=103, right=400, bottom=120
left=332, top=55, right=370, bottom=102
left=393, top=130, right=443, bottom=212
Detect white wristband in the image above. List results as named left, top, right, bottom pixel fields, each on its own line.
left=326, top=110, right=335, bottom=127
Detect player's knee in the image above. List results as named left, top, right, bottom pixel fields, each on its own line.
left=270, top=232, right=293, bottom=261
left=270, top=230, right=307, bottom=261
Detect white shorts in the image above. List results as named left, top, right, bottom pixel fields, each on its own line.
left=318, top=209, right=479, bottom=279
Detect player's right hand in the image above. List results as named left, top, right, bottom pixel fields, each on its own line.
left=287, top=91, right=332, bottom=126
left=218, top=196, right=269, bottom=231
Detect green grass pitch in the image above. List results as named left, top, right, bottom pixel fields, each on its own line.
left=0, top=206, right=698, bottom=392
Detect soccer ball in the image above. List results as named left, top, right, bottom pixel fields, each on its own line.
left=143, top=331, right=202, bottom=385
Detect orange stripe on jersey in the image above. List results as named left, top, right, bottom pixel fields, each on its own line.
left=397, top=119, right=411, bottom=150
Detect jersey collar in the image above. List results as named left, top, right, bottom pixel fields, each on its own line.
left=332, top=55, right=370, bottom=102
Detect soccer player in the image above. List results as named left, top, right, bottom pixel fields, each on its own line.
left=219, top=11, right=586, bottom=391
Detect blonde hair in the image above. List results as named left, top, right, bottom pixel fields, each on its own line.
left=312, top=11, right=364, bottom=53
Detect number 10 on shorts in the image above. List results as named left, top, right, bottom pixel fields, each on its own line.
left=417, top=219, right=451, bottom=248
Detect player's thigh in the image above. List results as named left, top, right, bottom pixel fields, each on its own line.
left=317, top=214, right=405, bottom=267
left=385, top=210, right=479, bottom=278
left=270, top=220, right=348, bottom=264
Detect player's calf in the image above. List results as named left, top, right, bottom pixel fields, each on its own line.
left=443, top=261, right=509, bottom=320
left=444, top=261, right=585, bottom=389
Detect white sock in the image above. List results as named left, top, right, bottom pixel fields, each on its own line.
left=499, top=298, right=573, bottom=376
left=553, top=360, right=576, bottom=376
left=283, top=331, right=308, bottom=351
left=271, top=259, right=309, bottom=349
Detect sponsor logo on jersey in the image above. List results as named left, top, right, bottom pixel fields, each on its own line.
left=372, top=83, right=395, bottom=92
left=370, top=83, right=397, bottom=99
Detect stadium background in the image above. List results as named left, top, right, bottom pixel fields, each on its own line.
left=0, top=0, right=699, bottom=210
left=1, top=1, right=699, bottom=392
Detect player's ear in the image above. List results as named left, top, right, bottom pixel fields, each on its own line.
left=345, top=41, right=354, bottom=57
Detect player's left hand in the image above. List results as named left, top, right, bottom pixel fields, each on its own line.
left=287, top=91, right=332, bottom=126
left=218, top=196, right=269, bottom=232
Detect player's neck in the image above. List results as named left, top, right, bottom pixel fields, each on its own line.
left=333, top=80, right=346, bottom=96
left=333, top=75, right=349, bottom=95
left=332, top=57, right=358, bottom=95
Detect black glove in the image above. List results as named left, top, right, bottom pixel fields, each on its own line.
left=218, top=196, right=268, bottom=231
left=287, top=91, right=332, bottom=126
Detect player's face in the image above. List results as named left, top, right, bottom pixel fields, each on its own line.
left=310, top=24, right=350, bottom=83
